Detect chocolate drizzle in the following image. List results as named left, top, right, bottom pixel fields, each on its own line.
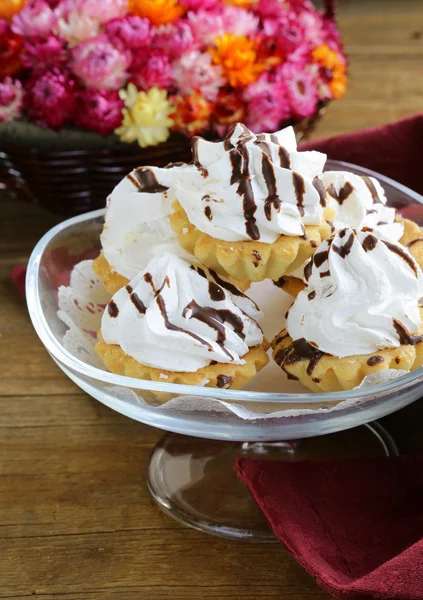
left=327, top=181, right=354, bottom=204
left=408, top=237, right=423, bottom=248
left=326, top=219, right=335, bottom=235
left=362, top=176, right=381, bottom=202
left=384, top=241, right=418, bottom=276
left=216, top=374, right=233, bottom=388
left=270, top=134, right=291, bottom=168
left=292, top=172, right=306, bottom=216
left=362, top=234, right=378, bottom=252
left=367, top=355, right=384, bottom=366
left=130, top=292, right=146, bottom=314
left=312, top=177, right=327, bottom=207
left=314, top=250, right=329, bottom=268
left=275, top=338, right=326, bottom=376
left=191, top=136, right=209, bottom=178
left=304, top=260, right=313, bottom=281
left=208, top=281, right=225, bottom=302
left=393, top=319, right=423, bottom=345
left=273, top=276, right=286, bottom=288
left=262, top=153, right=281, bottom=220
left=308, top=290, right=316, bottom=301
left=107, top=300, right=119, bottom=318
left=332, top=232, right=355, bottom=258
left=133, top=168, right=169, bottom=193
left=229, top=145, right=260, bottom=240
left=156, top=295, right=213, bottom=351
left=204, top=206, right=213, bottom=221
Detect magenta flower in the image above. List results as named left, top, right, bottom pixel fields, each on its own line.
left=263, top=12, right=305, bottom=54
left=254, top=0, right=288, bottom=20
left=153, top=21, right=196, bottom=60
left=11, top=0, right=57, bottom=39
left=221, top=5, right=259, bottom=37
left=0, top=19, right=8, bottom=36
left=74, top=89, right=123, bottom=135
left=181, top=0, right=219, bottom=9
left=106, top=16, right=151, bottom=49
left=130, top=49, right=173, bottom=91
left=71, top=35, right=131, bottom=90
left=243, top=74, right=290, bottom=133
left=277, top=61, right=318, bottom=119
left=23, top=35, right=67, bottom=70
left=187, top=9, right=224, bottom=47
left=173, top=50, right=223, bottom=101
left=297, top=9, right=325, bottom=46
left=26, top=68, right=75, bottom=129
left=0, top=77, right=23, bottom=123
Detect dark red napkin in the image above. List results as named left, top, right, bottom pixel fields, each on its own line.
left=237, top=455, right=423, bottom=600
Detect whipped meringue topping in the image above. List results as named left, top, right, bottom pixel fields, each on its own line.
left=287, top=227, right=423, bottom=357
left=319, top=171, right=403, bottom=242
left=101, top=164, right=191, bottom=281
left=174, top=123, right=327, bottom=243
left=101, top=253, right=264, bottom=372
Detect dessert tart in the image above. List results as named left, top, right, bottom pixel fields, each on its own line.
left=93, top=163, right=191, bottom=294
left=96, top=253, right=269, bottom=389
left=170, top=123, right=334, bottom=283
left=272, top=227, right=423, bottom=391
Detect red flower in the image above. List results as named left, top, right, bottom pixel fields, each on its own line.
left=0, top=28, right=24, bottom=79
left=214, top=87, right=246, bottom=127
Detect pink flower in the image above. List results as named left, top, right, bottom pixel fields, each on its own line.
left=26, top=68, right=75, bottom=129
left=297, top=9, right=325, bottom=46
left=71, top=35, right=131, bottom=90
left=130, top=48, right=173, bottom=91
left=74, top=89, right=123, bottom=135
left=243, top=73, right=290, bottom=133
left=0, top=77, right=23, bottom=122
left=263, top=12, right=305, bottom=55
left=11, top=0, right=57, bottom=39
left=56, top=1, right=100, bottom=46
left=56, top=0, right=126, bottom=25
left=23, top=35, right=67, bottom=70
left=181, top=0, right=219, bottom=9
left=254, top=0, right=288, bottom=20
left=187, top=9, right=224, bottom=47
left=221, top=5, right=259, bottom=37
left=173, top=50, right=223, bottom=101
left=153, top=21, right=196, bottom=60
left=277, top=61, right=318, bottom=119
left=106, top=16, right=151, bottom=49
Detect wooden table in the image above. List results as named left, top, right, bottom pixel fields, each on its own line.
left=2, top=1, right=423, bottom=598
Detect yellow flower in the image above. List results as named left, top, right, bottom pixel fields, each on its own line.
left=210, top=34, right=265, bottom=88
left=0, top=0, right=26, bottom=20
left=115, top=85, right=174, bottom=148
left=172, top=93, right=213, bottom=136
left=312, top=43, right=348, bottom=100
left=225, top=0, right=258, bottom=7
left=128, top=0, right=185, bottom=26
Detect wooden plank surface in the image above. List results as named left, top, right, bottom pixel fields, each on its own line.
left=1, top=1, right=423, bottom=598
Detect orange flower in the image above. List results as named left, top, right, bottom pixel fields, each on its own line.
left=128, top=0, right=185, bottom=26
left=0, top=0, right=26, bottom=20
left=210, top=34, right=265, bottom=88
left=312, top=43, right=347, bottom=99
left=171, top=93, right=213, bottom=135
left=225, top=0, right=258, bottom=8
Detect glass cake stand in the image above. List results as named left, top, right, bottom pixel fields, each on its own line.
left=26, top=160, right=423, bottom=541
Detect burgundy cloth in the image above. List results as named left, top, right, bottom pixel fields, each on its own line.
left=11, top=264, right=26, bottom=297
left=301, top=113, right=423, bottom=196
left=237, top=455, right=423, bottom=600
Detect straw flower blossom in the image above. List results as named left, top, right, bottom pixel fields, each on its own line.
left=128, top=0, right=185, bottom=26
left=115, top=84, right=174, bottom=147
left=210, top=34, right=265, bottom=88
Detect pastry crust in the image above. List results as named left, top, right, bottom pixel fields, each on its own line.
left=96, top=332, right=270, bottom=391
left=92, top=252, right=129, bottom=295
left=271, top=308, right=423, bottom=392
left=398, top=216, right=423, bottom=269
left=170, top=201, right=335, bottom=282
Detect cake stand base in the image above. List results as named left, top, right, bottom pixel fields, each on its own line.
left=147, top=422, right=398, bottom=542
